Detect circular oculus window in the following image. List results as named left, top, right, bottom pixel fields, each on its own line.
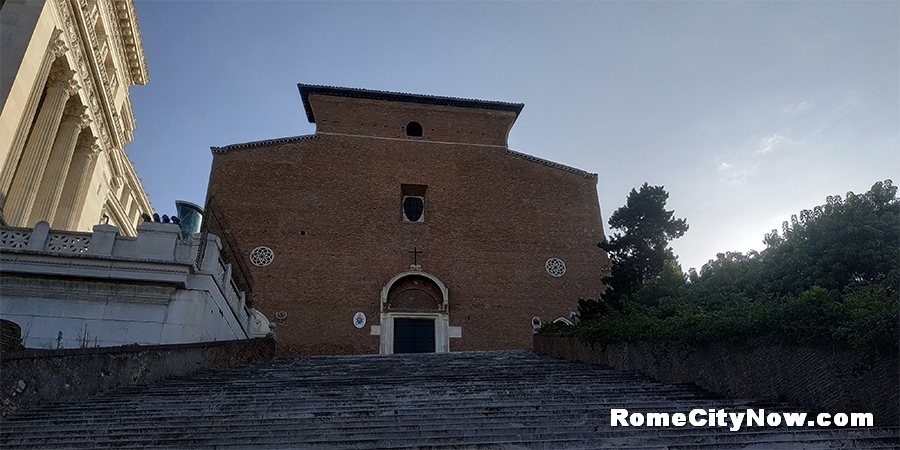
left=250, top=246, right=274, bottom=267
left=545, top=258, right=566, bottom=277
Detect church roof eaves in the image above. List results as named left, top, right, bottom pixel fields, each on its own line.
left=210, top=134, right=318, bottom=154
left=506, top=150, right=598, bottom=180
left=298, top=84, right=525, bottom=123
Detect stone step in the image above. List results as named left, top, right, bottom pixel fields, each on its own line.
left=1, top=350, right=895, bottom=449
left=4, top=417, right=893, bottom=442
left=4, top=430, right=896, bottom=450
left=5, top=426, right=896, bottom=450
left=6, top=401, right=786, bottom=428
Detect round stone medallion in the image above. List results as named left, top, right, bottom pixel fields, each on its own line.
left=250, top=246, right=274, bottom=267
left=545, top=258, right=566, bottom=277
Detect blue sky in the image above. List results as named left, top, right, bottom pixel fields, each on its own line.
left=126, top=1, right=898, bottom=272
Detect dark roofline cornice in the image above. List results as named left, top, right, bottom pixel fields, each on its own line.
left=211, top=134, right=318, bottom=154
left=298, top=84, right=525, bottom=123
left=506, top=150, right=598, bottom=180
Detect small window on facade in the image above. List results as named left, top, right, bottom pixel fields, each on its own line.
left=406, top=121, right=423, bottom=137
left=401, top=184, right=427, bottom=222
left=403, top=196, right=424, bottom=222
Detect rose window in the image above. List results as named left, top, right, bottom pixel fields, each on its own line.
left=545, top=258, right=566, bottom=277
left=250, top=246, right=274, bottom=267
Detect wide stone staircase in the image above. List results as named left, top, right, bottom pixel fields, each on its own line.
left=1, top=350, right=897, bottom=449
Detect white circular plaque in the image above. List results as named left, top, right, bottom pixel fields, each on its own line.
left=545, top=258, right=566, bottom=277
left=353, top=312, right=366, bottom=329
left=250, top=246, right=274, bottom=267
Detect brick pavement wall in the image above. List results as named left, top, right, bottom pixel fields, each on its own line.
left=534, top=334, right=899, bottom=426
left=0, top=338, right=276, bottom=417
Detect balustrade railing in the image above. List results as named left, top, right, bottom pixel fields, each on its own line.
left=210, top=252, right=252, bottom=335
left=46, top=233, right=91, bottom=253
left=0, top=229, right=31, bottom=249
left=2, top=221, right=259, bottom=338
left=0, top=226, right=91, bottom=253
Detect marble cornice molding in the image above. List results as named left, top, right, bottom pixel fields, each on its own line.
left=59, top=0, right=144, bottom=153
left=55, top=0, right=116, bottom=152
left=111, top=0, right=149, bottom=86
left=1, top=276, right=175, bottom=306
left=28, top=0, right=151, bottom=228
left=71, top=0, right=150, bottom=215
left=0, top=252, right=193, bottom=287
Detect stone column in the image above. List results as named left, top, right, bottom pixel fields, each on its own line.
left=4, top=64, right=81, bottom=227
left=52, top=137, right=102, bottom=231
left=28, top=102, right=91, bottom=226
left=0, top=29, right=69, bottom=210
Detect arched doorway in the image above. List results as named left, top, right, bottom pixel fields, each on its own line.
left=375, top=271, right=459, bottom=354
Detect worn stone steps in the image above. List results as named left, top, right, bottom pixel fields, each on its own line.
left=22, top=398, right=725, bottom=415
left=1, top=350, right=896, bottom=449
left=5, top=420, right=896, bottom=442
left=5, top=430, right=899, bottom=450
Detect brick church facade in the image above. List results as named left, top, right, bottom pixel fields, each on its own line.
left=205, top=84, right=609, bottom=356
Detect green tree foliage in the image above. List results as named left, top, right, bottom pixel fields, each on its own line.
left=560, top=180, right=899, bottom=359
left=759, top=180, right=899, bottom=294
left=580, top=183, right=688, bottom=319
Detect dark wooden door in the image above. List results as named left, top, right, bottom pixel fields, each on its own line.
left=393, top=318, right=435, bottom=353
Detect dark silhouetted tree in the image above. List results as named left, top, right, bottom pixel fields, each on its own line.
left=580, top=183, right=687, bottom=320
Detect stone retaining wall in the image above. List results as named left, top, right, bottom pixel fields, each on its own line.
left=534, top=334, right=898, bottom=426
left=0, top=337, right=276, bottom=417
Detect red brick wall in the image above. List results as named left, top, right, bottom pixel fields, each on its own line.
left=207, top=94, right=610, bottom=356
left=309, top=93, right=516, bottom=146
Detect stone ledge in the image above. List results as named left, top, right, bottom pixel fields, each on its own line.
left=0, top=337, right=276, bottom=417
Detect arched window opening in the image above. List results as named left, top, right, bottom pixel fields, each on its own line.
left=406, top=121, right=423, bottom=137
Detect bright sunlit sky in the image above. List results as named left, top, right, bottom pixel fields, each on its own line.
left=125, top=1, right=898, bottom=272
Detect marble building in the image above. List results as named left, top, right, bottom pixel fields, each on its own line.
left=1, top=0, right=152, bottom=235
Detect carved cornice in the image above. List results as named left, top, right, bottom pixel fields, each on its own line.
left=56, top=0, right=114, bottom=152
left=111, top=0, right=148, bottom=86
left=46, top=0, right=150, bottom=221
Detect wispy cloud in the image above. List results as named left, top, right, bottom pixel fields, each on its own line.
left=716, top=160, right=754, bottom=186
left=781, top=101, right=811, bottom=117
left=757, top=133, right=794, bottom=154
